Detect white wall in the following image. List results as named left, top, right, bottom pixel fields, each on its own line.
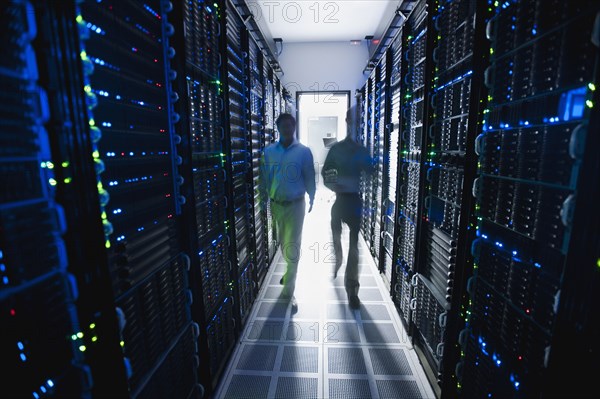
left=276, top=41, right=370, bottom=113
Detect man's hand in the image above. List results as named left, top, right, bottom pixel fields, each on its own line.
left=308, top=199, right=314, bottom=213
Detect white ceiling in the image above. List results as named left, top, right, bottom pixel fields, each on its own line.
left=248, top=0, right=403, bottom=43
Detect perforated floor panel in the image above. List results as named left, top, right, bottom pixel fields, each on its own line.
left=214, top=193, right=436, bottom=398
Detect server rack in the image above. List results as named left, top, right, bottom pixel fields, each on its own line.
left=236, top=14, right=257, bottom=331
left=1, top=2, right=94, bottom=396
left=382, top=36, right=403, bottom=289
left=75, top=1, right=198, bottom=397
left=248, top=37, right=269, bottom=290
left=170, top=0, right=232, bottom=395
left=361, top=57, right=392, bottom=285
left=544, top=26, right=600, bottom=396
left=263, top=67, right=278, bottom=263
left=360, top=78, right=374, bottom=242
left=358, top=86, right=368, bottom=242
left=409, top=0, right=489, bottom=393
left=458, top=1, right=600, bottom=397
left=390, top=0, right=434, bottom=330
left=199, top=0, right=251, bottom=389
left=373, top=61, right=387, bottom=267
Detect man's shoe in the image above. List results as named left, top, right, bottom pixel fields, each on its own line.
left=290, top=296, right=298, bottom=314
left=349, top=295, right=360, bottom=309
left=280, top=276, right=284, bottom=285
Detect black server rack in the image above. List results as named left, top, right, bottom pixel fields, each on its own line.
left=458, top=1, right=600, bottom=397
left=358, top=86, right=367, bottom=236
left=225, top=3, right=254, bottom=332
left=171, top=0, right=233, bottom=395
left=75, top=1, right=199, bottom=397
left=412, top=0, right=488, bottom=393
left=383, top=36, right=403, bottom=289
left=391, top=0, right=433, bottom=329
left=357, top=86, right=365, bottom=218
left=186, top=0, right=252, bottom=389
left=1, top=3, right=93, bottom=397
left=373, top=62, right=387, bottom=267
left=543, top=30, right=600, bottom=397
left=248, top=37, right=269, bottom=290
left=263, top=67, right=278, bottom=263
left=362, top=77, right=375, bottom=242
left=361, top=59, right=390, bottom=281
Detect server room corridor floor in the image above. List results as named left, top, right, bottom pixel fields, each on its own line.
left=214, top=189, right=436, bottom=399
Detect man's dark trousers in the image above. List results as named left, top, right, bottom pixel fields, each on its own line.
left=331, top=193, right=362, bottom=298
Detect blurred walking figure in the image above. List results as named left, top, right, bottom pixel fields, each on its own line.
left=259, top=113, right=316, bottom=313
left=322, top=105, right=373, bottom=309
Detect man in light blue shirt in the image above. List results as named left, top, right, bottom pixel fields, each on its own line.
left=259, top=113, right=316, bottom=312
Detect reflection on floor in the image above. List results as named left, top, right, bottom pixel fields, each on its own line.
left=214, top=190, right=436, bottom=399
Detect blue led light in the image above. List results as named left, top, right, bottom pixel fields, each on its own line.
left=482, top=234, right=488, bottom=239
left=534, top=262, right=541, bottom=268
left=512, top=250, right=517, bottom=256
left=33, top=393, right=39, bottom=399
left=40, top=386, right=47, bottom=393
left=17, top=342, right=24, bottom=350
left=47, top=380, right=54, bottom=388
left=0, top=264, right=5, bottom=272
left=20, top=353, right=27, bottom=361
left=3, top=276, right=9, bottom=284
left=493, top=353, right=502, bottom=366
left=559, top=86, right=587, bottom=121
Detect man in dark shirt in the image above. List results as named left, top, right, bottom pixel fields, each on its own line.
left=321, top=106, right=373, bottom=309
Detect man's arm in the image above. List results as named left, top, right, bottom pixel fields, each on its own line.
left=322, top=146, right=334, bottom=179
left=321, top=145, right=339, bottom=192
left=303, top=147, right=316, bottom=212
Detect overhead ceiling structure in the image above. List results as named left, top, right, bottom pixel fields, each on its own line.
left=231, top=0, right=417, bottom=73
left=248, top=0, right=403, bottom=43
